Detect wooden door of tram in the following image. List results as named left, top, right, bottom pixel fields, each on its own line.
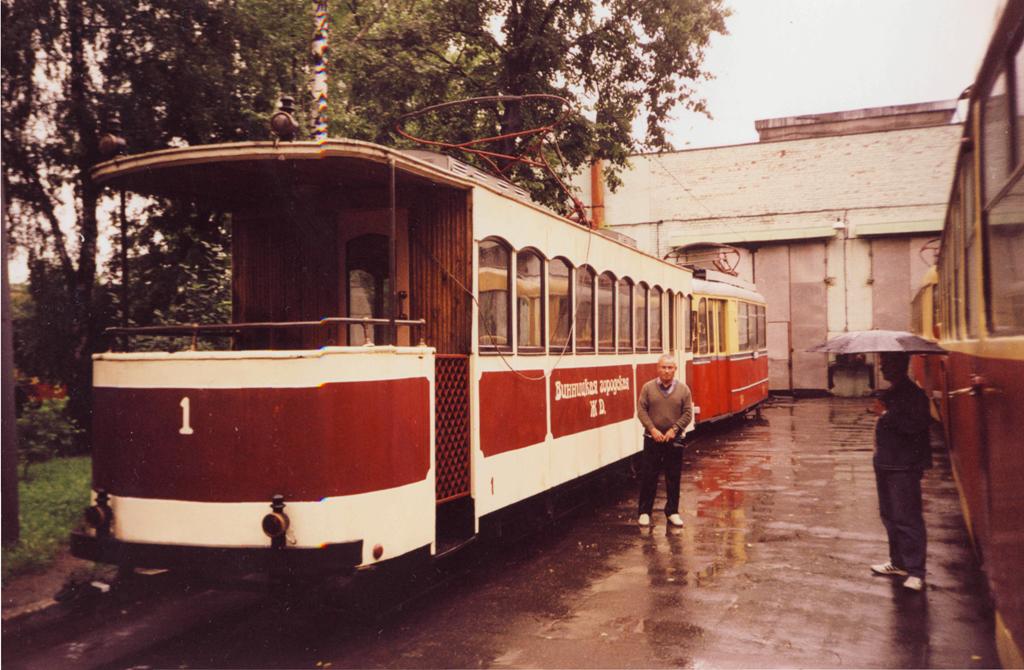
left=434, top=354, right=474, bottom=552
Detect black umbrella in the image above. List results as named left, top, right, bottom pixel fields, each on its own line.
left=807, top=329, right=947, bottom=354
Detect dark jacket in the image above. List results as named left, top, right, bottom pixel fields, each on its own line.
left=874, top=376, right=932, bottom=470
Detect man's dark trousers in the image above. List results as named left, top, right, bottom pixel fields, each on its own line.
left=639, top=436, right=683, bottom=516
left=875, top=468, right=926, bottom=578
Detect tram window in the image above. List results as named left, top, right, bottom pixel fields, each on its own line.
left=598, top=272, right=616, bottom=353
left=347, top=233, right=391, bottom=345
left=618, top=278, right=633, bottom=352
left=517, top=250, right=545, bottom=352
left=963, top=158, right=980, bottom=339
left=697, top=298, right=708, bottom=354
left=575, top=265, right=595, bottom=352
left=758, top=305, right=766, bottom=349
left=635, top=282, right=649, bottom=351
left=650, top=287, right=663, bottom=351
left=985, top=173, right=1024, bottom=335
left=686, top=295, right=694, bottom=352
left=549, top=258, right=572, bottom=351
left=479, top=239, right=511, bottom=350
left=667, top=290, right=676, bottom=352
left=983, top=72, right=1012, bottom=205
left=716, top=300, right=727, bottom=352
left=738, top=303, right=749, bottom=351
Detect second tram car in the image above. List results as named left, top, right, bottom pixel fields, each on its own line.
left=71, top=137, right=767, bottom=581
left=909, top=2, right=1024, bottom=665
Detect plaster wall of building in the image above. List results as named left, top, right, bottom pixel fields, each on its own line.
left=583, top=102, right=961, bottom=393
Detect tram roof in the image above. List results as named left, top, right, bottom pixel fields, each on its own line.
left=90, top=138, right=481, bottom=206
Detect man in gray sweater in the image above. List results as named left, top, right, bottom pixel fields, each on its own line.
left=636, top=354, right=694, bottom=527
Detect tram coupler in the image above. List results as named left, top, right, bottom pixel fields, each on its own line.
left=262, top=494, right=290, bottom=549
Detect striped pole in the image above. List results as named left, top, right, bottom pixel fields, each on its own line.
left=312, top=1, right=329, bottom=143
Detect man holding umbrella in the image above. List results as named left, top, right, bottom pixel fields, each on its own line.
left=870, top=351, right=932, bottom=591
left=808, top=331, right=942, bottom=592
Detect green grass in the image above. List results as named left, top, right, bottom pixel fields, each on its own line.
left=2, top=456, right=92, bottom=583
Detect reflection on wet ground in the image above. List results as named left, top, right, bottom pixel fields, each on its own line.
left=127, top=398, right=998, bottom=669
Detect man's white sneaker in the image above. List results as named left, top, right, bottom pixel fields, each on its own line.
left=637, top=513, right=651, bottom=527
left=902, top=576, right=924, bottom=591
left=667, top=513, right=684, bottom=527
left=871, top=562, right=909, bottom=577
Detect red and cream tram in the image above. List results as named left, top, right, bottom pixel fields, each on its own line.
left=72, top=136, right=767, bottom=580
left=909, top=1, right=1024, bottom=665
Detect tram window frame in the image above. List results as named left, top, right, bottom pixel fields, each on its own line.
left=635, top=282, right=649, bottom=352
left=983, top=71, right=1013, bottom=205
left=757, top=305, right=766, bottom=349
left=984, top=171, right=1024, bottom=335
left=667, top=290, right=676, bottom=352
left=738, top=302, right=749, bottom=351
left=478, top=238, right=513, bottom=353
left=650, top=286, right=663, bottom=351
left=962, top=152, right=981, bottom=339
left=618, top=277, right=634, bottom=353
left=697, top=297, right=708, bottom=354
left=716, top=300, right=727, bottom=353
left=516, top=248, right=546, bottom=353
left=598, top=271, right=616, bottom=353
left=575, top=265, right=596, bottom=353
left=686, top=294, right=694, bottom=352
left=548, top=257, right=573, bottom=353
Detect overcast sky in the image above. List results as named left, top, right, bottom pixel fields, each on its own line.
left=665, top=0, right=1005, bottom=148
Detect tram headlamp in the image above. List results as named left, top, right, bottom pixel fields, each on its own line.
left=261, top=511, right=290, bottom=539
left=84, top=488, right=113, bottom=537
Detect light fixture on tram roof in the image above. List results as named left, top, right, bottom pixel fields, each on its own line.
left=269, top=95, right=299, bottom=144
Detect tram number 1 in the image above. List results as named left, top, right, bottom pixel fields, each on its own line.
left=179, top=396, right=195, bottom=435
left=589, top=398, right=607, bottom=418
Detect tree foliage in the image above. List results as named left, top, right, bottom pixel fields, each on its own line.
left=3, top=0, right=727, bottom=441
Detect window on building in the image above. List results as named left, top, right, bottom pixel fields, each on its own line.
left=575, top=265, right=595, bottom=352
left=517, top=249, right=544, bottom=352
left=598, top=271, right=616, bottom=352
left=650, top=287, right=663, bottom=351
left=478, top=239, right=511, bottom=350
left=618, top=278, right=633, bottom=352
left=549, top=257, right=572, bottom=352
left=635, top=282, right=649, bottom=352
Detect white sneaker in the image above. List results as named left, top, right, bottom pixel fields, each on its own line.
left=637, top=513, right=651, bottom=527
left=667, top=513, right=684, bottom=527
left=902, top=576, right=924, bottom=591
left=871, top=562, right=909, bottom=577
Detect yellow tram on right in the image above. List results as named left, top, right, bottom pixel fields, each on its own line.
left=911, top=2, right=1024, bottom=665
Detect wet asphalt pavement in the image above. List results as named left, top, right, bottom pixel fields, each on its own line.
left=71, top=397, right=998, bottom=669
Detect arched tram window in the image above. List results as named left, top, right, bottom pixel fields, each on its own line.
left=635, top=282, right=649, bottom=352
left=650, top=286, right=663, bottom=351
left=478, top=238, right=512, bottom=351
left=618, top=278, right=634, bottom=353
left=548, top=257, right=573, bottom=351
left=598, top=271, right=616, bottom=353
left=517, top=249, right=545, bottom=352
left=575, top=266, right=596, bottom=352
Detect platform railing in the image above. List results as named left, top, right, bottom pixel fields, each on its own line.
left=104, top=316, right=427, bottom=351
